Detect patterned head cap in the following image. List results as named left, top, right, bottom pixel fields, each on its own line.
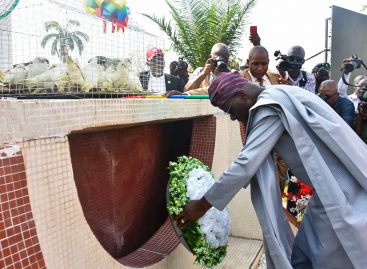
left=208, top=71, right=248, bottom=110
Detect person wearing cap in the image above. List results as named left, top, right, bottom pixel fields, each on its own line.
left=176, top=72, right=367, bottom=269
left=285, top=45, right=316, bottom=93
left=139, top=47, right=184, bottom=95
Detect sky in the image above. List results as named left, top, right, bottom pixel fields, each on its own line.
left=128, top=0, right=366, bottom=72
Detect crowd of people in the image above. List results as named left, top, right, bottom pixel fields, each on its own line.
left=140, top=36, right=367, bottom=145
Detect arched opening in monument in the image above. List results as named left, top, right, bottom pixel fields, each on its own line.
left=68, top=119, right=193, bottom=267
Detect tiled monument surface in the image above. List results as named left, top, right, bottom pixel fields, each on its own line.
left=0, top=99, right=262, bottom=269
left=0, top=146, right=46, bottom=269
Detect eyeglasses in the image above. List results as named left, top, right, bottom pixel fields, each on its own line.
left=317, top=92, right=338, bottom=102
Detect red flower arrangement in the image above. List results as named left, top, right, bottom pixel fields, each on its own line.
left=282, top=176, right=313, bottom=222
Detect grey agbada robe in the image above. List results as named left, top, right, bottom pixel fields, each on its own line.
left=204, top=85, right=367, bottom=269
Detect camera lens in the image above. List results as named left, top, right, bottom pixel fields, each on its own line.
left=177, top=60, right=188, bottom=70
left=318, top=68, right=328, bottom=76
left=216, top=61, right=228, bottom=72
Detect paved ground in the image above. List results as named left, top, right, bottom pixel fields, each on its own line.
left=255, top=253, right=266, bottom=269
left=209, top=237, right=263, bottom=269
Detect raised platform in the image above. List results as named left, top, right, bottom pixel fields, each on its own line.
left=0, top=98, right=263, bottom=269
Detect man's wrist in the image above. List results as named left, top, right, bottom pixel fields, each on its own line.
left=200, top=70, right=210, bottom=78
left=200, top=196, right=212, bottom=211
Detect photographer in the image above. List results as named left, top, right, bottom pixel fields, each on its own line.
left=276, top=45, right=316, bottom=93
left=338, top=56, right=367, bottom=112
left=183, top=43, right=230, bottom=95
left=318, top=80, right=356, bottom=127
left=312, top=63, right=330, bottom=94
left=169, top=58, right=189, bottom=84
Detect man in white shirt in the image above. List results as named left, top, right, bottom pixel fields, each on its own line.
left=139, top=48, right=184, bottom=95
left=337, top=67, right=366, bottom=112
left=283, top=45, right=316, bottom=93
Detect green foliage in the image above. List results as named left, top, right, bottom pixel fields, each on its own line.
left=143, top=0, right=256, bottom=69
left=41, top=20, right=89, bottom=63
left=167, top=156, right=226, bottom=268
left=228, top=57, right=243, bottom=71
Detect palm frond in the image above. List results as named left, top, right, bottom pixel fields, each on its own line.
left=42, top=19, right=89, bottom=60
left=41, top=33, right=58, bottom=48
left=72, top=30, right=90, bottom=42
left=66, top=19, right=81, bottom=28
left=165, top=0, right=194, bottom=51
left=70, top=34, right=84, bottom=55
left=51, top=38, right=59, bottom=57
left=220, top=0, right=256, bottom=54
left=144, top=0, right=257, bottom=69
left=44, top=21, right=63, bottom=33
left=66, top=34, right=75, bottom=52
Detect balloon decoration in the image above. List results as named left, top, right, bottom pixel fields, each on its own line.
left=85, top=0, right=130, bottom=33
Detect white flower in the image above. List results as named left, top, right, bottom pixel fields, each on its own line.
left=186, top=168, right=231, bottom=249
left=289, top=176, right=298, bottom=183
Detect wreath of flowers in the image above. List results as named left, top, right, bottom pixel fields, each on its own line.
left=167, top=156, right=230, bottom=268
left=282, top=175, right=313, bottom=222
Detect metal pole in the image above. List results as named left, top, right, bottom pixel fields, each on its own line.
left=325, top=17, right=331, bottom=63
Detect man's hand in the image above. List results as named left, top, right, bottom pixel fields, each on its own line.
left=165, top=90, right=185, bottom=97
left=202, top=61, right=214, bottom=75
left=278, top=77, right=292, bottom=85
left=175, top=197, right=212, bottom=229
left=340, top=57, right=353, bottom=71
left=184, top=63, right=212, bottom=91
left=249, top=33, right=261, bottom=46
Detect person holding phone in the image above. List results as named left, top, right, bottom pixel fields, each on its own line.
left=249, top=26, right=261, bottom=46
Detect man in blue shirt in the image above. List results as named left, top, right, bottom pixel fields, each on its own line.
left=318, top=80, right=356, bottom=127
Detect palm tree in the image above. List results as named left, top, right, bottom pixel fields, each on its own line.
left=41, top=19, right=89, bottom=63
left=143, top=0, right=256, bottom=69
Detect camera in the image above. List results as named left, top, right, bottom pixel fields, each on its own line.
left=342, top=55, right=363, bottom=74
left=274, top=50, right=304, bottom=71
left=312, top=63, right=330, bottom=78
left=177, top=57, right=188, bottom=70
left=169, top=58, right=189, bottom=84
left=209, top=56, right=229, bottom=72
left=317, top=67, right=329, bottom=77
